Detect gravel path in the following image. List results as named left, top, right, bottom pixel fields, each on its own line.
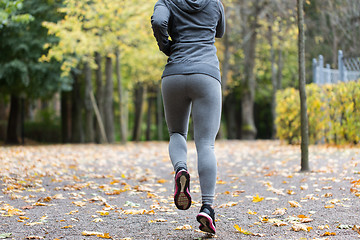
left=0, top=140, right=359, bottom=239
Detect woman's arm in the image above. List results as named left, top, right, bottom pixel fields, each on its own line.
left=151, top=0, right=172, bottom=56
left=215, top=1, right=225, bottom=38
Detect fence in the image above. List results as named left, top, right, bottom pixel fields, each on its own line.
left=312, top=50, right=360, bottom=85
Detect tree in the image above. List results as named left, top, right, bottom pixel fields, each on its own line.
left=297, top=0, right=310, bottom=171
left=0, top=0, right=64, bottom=144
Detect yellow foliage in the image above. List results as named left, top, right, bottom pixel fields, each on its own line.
left=276, top=81, right=360, bottom=145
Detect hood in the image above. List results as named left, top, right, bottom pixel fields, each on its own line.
left=170, top=0, right=212, bottom=13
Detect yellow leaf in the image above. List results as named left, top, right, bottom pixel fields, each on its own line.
left=147, top=192, right=157, bottom=198
left=216, top=180, right=227, bottom=184
left=318, top=224, right=330, bottom=230
left=110, top=179, right=120, bottom=185
left=320, top=232, right=336, bottom=236
left=97, top=233, right=111, bottom=239
left=66, top=210, right=78, bottom=215
left=175, top=224, right=192, bottom=230
left=157, top=179, right=167, bottom=184
left=61, top=225, right=73, bottom=229
left=247, top=209, right=257, bottom=215
left=325, top=205, right=335, bottom=208
left=82, top=231, right=103, bottom=236
left=96, top=211, right=109, bottom=216
left=234, top=224, right=252, bottom=235
left=252, top=194, right=264, bottom=203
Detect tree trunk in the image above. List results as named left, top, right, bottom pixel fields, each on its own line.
left=115, top=49, right=127, bottom=144
left=104, top=56, right=115, bottom=143
left=61, top=91, right=71, bottom=143
left=0, top=96, right=7, bottom=141
left=297, top=0, right=310, bottom=172
left=90, top=91, right=108, bottom=143
left=0, top=97, right=6, bottom=121
left=6, top=95, right=21, bottom=144
left=146, top=88, right=154, bottom=141
left=132, top=83, right=146, bottom=141
left=268, top=24, right=278, bottom=139
left=71, top=71, right=84, bottom=143
left=156, top=85, right=163, bottom=140
left=277, top=46, right=283, bottom=90
left=241, top=22, right=258, bottom=139
left=84, top=62, right=94, bottom=143
left=95, top=52, right=105, bottom=143
left=224, top=93, right=238, bottom=139
left=218, top=13, right=231, bottom=139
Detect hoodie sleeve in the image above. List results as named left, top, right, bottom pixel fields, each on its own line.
left=215, top=1, right=225, bottom=38
left=151, top=0, right=172, bottom=56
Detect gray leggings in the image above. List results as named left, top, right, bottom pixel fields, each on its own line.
left=161, top=74, right=221, bottom=205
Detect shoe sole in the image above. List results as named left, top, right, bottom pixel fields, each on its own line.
left=197, top=212, right=216, bottom=234
left=174, top=170, right=191, bottom=210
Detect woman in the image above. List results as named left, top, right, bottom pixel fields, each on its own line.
left=151, top=0, right=225, bottom=234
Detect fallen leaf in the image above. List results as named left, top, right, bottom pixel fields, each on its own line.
left=289, top=201, right=301, bottom=208
left=175, top=224, right=192, bottom=230
left=272, top=208, right=287, bottom=215
left=65, top=210, right=78, bottom=215
left=247, top=209, right=257, bottom=215
left=96, top=211, right=109, bottom=216
left=318, top=225, right=330, bottom=230
left=273, top=222, right=288, bottom=227
left=252, top=194, right=264, bottom=203
left=97, top=233, right=111, bottom=239
left=337, top=224, right=353, bottom=229
left=320, top=232, right=336, bottom=236
left=124, top=201, right=140, bottom=207
left=72, top=201, right=86, bottom=207
left=216, top=180, right=227, bottom=184
left=60, top=225, right=73, bottom=229
left=148, top=219, right=167, bottom=223
left=81, top=231, right=103, bottom=236
left=218, top=202, right=238, bottom=208
left=234, top=224, right=252, bottom=235
left=25, top=236, right=44, bottom=239
left=121, top=209, right=154, bottom=215
left=324, top=205, right=335, bottom=208
left=0, top=233, right=12, bottom=239
left=291, top=224, right=312, bottom=232
left=93, top=218, right=104, bottom=222
left=300, top=218, right=313, bottom=223
left=353, top=225, right=360, bottom=235
left=157, top=179, right=167, bottom=184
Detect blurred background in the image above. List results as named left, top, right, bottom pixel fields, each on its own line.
left=0, top=0, right=359, bottom=145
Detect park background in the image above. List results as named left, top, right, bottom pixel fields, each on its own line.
left=0, top=0, right=359, bottom=145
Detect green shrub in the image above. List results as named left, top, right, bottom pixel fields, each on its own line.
left=276, top=80, right=360, bottom=145
left=24, top=121, right=61, bottom=143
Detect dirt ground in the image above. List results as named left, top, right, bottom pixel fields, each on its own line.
left=0, top=140, right=359, bottom=239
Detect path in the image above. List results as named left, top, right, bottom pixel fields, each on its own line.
left=0, top=141, right=359, bottom=239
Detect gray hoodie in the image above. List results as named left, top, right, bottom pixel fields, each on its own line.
left=151, top=0, right=225, bottom=82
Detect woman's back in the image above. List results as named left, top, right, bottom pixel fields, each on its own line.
left=151, top=0, right=225, bottom=81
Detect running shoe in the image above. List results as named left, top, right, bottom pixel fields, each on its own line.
left=196, top=204, right=216, bottom=234
left=174, top=168, right=191, bottom=210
